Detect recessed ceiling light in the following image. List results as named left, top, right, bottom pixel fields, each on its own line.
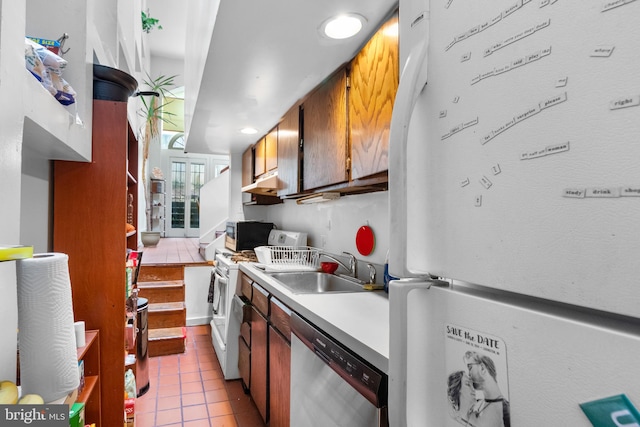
left=240, top=127, right=258, bottom=135
left=321, top=14, right=367, bottom=40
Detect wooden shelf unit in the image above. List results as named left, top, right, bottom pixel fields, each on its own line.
left=76, top=330, right=101, bottom=426
left=53, top=97, right=137, bottom=427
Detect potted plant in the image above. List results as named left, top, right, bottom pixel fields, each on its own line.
left=141, top=10, right=163, bottom=33
left=138, top=74, right=177, bottom=247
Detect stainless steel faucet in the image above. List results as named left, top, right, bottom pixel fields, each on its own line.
left=319, top=251, right=358, bottom=278
left=343, top=252, right=357, bottom=278
left=366, top=263, right=376, bottom=284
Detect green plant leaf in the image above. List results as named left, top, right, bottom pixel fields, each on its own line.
left=141, top=9, right=162, bottom=33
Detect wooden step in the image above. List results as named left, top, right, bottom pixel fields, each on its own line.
left=138, top=264, right=184, bottom=282
left=149, top=327, right=186, bottom=357
left=137, top=280, right=185, bottom=304
left=148, top=302, right=186, bottom=329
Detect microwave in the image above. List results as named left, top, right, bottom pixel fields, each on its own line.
left=225, top=221, right=275, bottom=252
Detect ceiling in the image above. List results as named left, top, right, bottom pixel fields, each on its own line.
left=146, top=0, right=399, bottom=156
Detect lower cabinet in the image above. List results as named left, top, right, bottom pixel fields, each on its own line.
left=239, top=273, right=292, bottom=426
left=269, top=325, right=290, bottom=427
left=238, top=340, right=250, bottom=391
left=250, top=287, right=269, bottom=423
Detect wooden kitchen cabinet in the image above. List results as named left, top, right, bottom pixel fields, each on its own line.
left=242, top=146, right=254, bottom=187
left=236, top=13, right=397, bottom=200
left=240, top=273, right=292, bottom=426
left=349, top=14, right=399, bottom=181
left=238, top=274, right=252, bottom=391
left=250, top=284, right=269, bottom=423
left=254, top=128, right=277, bottom=179
left=302, top=67, right=349, bottom=190
left=265, top=127, right=278, bottom=172
left=254, top=137, right=266, bottom=178
left=269, top=326, right=290, bottom=427
left=277, top=103, right=301, bottom=197
left=269, top=297, right=291, bottom=427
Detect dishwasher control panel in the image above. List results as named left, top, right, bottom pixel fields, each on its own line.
left=291, top=312, right=387, bottom=408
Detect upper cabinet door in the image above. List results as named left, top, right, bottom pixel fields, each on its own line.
left=277, top=104, right=301, bottom=197
left=349, top=15, right=399, bottom=180
left=265, top=127, right=278, bottom=172
left=254, top=137, right=266, bottom=178
left=303, top=68, right=348, bottom=191
left=242, top=146, right=254, bottom=187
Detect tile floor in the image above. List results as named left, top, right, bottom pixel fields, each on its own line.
left=140, top=238, right=208, bottom=265
left=135, top=325, right=266, bottom=427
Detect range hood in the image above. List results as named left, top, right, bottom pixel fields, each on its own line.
left=242, top=171, right=279, bottom=196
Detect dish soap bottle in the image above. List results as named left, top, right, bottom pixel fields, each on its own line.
left=383, top=250, right=397, bottom=293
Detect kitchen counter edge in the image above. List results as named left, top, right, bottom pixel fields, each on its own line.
left=239, top=262, right=389, bottom=374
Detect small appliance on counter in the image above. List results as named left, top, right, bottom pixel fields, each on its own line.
left=224, top=221, right=275, bottom=252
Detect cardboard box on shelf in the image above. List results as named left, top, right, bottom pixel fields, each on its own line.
left=27, top=37, right=61, bottom=54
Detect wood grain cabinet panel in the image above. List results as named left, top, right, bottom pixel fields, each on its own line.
left=53, top=99, right=134, bottom=427
left=254, top=137, right=266, bottom=178
left=250, top=305, right=268, bottom=423
left=269, top=297, right=291, bottom=342
left=277, top=104, right=301, bottom=197
left=240, top=273, right=253, bottom=301
left=252, top=283, right=269, bottom=317
left=302, top=68, right=349, bottom=190
left=238, top=335, right=251, bottom=390
left=265, top=127, right=278, bottom=172
left=242, top=146, right=254, bottom=187
left=349, top=15, right=399, bottom=180
left=269, top=326, right=290, bottom=427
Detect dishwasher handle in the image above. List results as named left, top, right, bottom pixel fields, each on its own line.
left=313, top=346, right=332, bottom=366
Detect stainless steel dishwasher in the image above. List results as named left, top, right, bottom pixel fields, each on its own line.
left=290, top=312, right=388, bottom=427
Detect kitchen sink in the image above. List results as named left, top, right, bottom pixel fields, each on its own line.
left=268, top=272, right=366, bottom=294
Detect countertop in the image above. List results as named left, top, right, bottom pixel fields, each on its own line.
left=239, top=262, right=390, bottom=374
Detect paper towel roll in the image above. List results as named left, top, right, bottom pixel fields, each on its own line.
left=74, top=321, right=86, bottom=347
left=17, top=253, right=80, bottom=403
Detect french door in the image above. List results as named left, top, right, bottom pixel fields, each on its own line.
left=167, top=158, right=205, bottom=237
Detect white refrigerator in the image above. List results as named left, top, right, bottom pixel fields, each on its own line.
left=388, top=1, right=640, bottom=426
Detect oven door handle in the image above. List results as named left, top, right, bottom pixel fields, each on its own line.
left=212, top=271, right=228, bottom=314
left=215, top=263, right=230, bottom=277
left=214, top=270, right=228, bottom=285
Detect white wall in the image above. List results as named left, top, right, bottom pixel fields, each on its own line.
left=150, top=56, right=185, bottom=90
left=20, top=147, right=51, bottom=253
left=199, top=169, right=229, bottom=239
left=228, top=154, right=246, bottom=222
left=245, top=191, right=390, bottom=266
left=184, top=265, right=213, bottom=325
left=1, top=0, right=27, bottom=382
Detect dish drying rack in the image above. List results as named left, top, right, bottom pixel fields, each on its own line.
left=254, top=246, right=321, bottom=271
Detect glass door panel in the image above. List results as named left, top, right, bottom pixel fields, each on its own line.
left=167, top=159, right=205, bottom=237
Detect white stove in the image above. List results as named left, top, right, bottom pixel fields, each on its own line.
left=210, top=230, right=307, bottom=380
left=210, top=248, right=242, bottom=380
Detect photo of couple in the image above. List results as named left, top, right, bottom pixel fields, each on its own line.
left=445, top=325, right=511, bottom=427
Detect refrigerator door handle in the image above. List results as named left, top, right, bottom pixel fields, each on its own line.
left=388, top=37, right=429, bottom=278
left=388, top=278, right=435, bottom=427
